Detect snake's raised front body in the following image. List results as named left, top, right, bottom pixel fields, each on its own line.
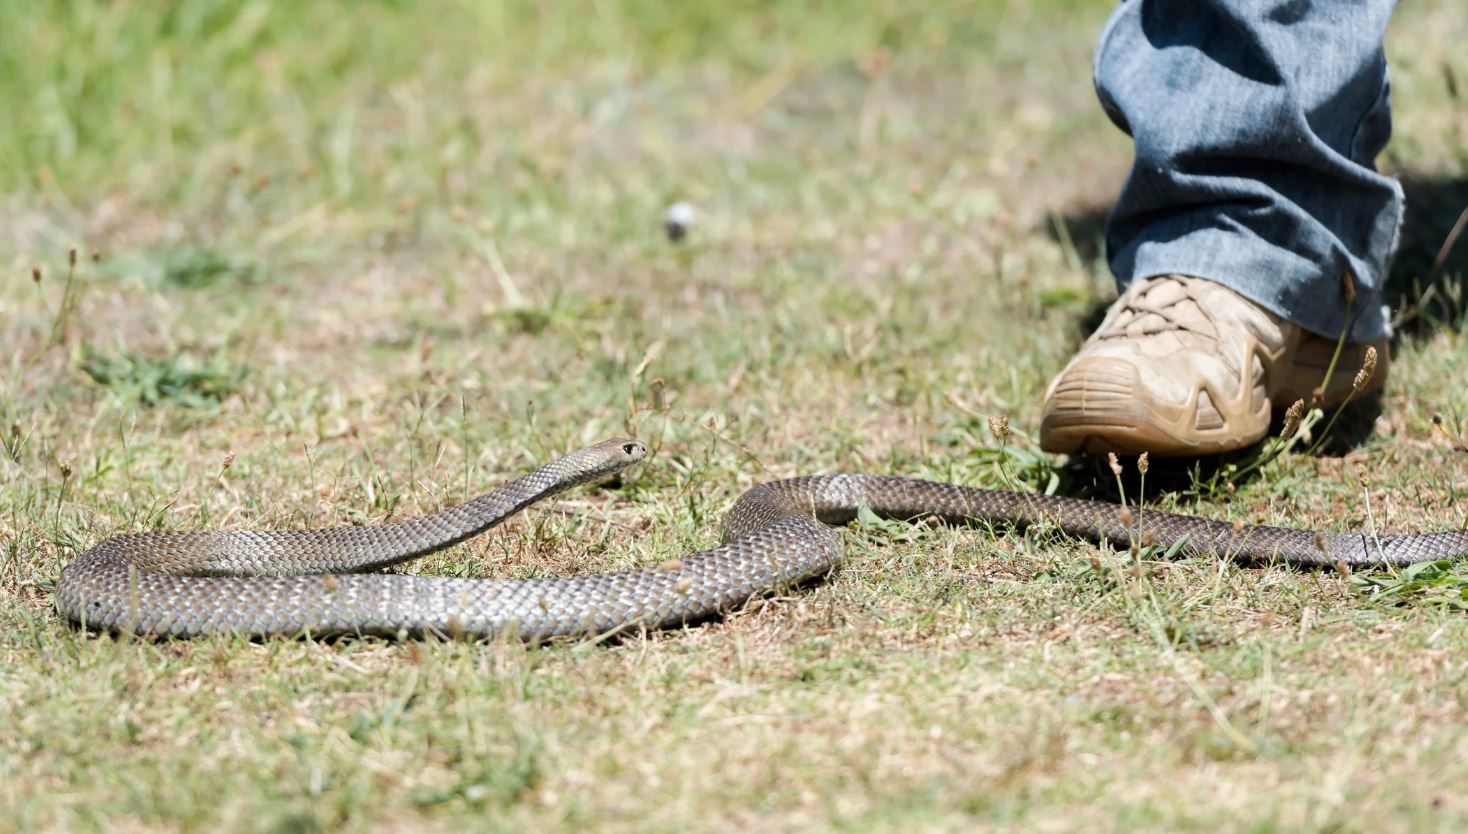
left=54, top=438, right=1468, bottom=640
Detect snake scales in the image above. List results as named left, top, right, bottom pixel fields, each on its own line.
left=55, top=438, right=1467, bottom=640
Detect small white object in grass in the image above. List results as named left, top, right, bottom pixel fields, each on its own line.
left=664, top=201, right=696, bottom=242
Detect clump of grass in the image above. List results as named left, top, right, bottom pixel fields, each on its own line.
left=160, top=248, right=255, bottom=290
left=79, top=344, right=244, bottom=408
left=412, top=744, right=542, bottom=809
left=933, top=414, right=1062, bottom=495
left=494, top=306, right=553, bottom=335
left=1352, top=560, right=1468, bottom=610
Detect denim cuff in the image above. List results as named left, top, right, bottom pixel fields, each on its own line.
left=1118, top=225, right=1393, bottom=343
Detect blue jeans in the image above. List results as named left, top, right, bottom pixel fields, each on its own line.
left=1095, top=0, right=1400, bottom=342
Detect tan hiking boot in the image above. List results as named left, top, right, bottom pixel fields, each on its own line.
left=1039, top=274, right=1389, bottom=456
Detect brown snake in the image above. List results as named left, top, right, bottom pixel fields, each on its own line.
left=54, top=438, right=1466, bottom=640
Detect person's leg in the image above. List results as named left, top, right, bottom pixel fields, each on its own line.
left=1041, top=0, right=1399, bottom=456
left=1098, top=0, right=1400, bottom=340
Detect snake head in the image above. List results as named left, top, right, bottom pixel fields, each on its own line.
left=556, top=438, right=648, bottom=488
left=603, top=438, right=648, bottom=462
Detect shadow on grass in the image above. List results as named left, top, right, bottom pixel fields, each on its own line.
left=1384, top=172, right=1468, bottom=337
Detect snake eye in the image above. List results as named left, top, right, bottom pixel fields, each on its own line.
left=622, top=442, right=641, bottom=456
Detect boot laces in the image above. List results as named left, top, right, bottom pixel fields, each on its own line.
left=1097, top=276, right=1217, bottom=342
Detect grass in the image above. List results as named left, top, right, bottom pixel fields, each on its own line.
left=3, top=1, right=1468, bottom=831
